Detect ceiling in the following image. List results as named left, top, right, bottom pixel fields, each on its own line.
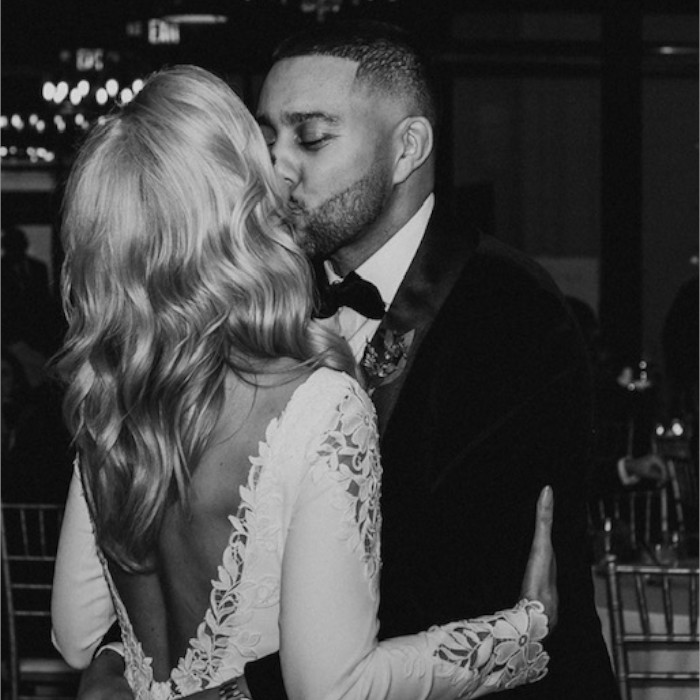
left=3, top=0, right=697, bottom=71
left=1, top=0, right=696, bottom=114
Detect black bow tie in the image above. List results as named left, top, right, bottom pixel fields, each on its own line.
left=315, top=270, right=385, bottom=320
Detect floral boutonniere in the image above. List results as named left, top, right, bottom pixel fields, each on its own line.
left=360, top=328, right=415, bottom=395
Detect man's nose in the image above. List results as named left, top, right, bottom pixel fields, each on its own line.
left=269, top=142, right=298, bottom=191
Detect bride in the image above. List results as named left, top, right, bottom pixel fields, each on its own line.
left=52, top=65, right=556, bottom=700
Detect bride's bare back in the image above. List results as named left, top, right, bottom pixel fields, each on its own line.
left=110, top=361, right=311, bottom=679
left=94, top=365, right=555, bottom=699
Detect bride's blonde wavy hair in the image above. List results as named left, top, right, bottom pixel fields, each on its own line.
left=56, top=65, right=355, bottom=571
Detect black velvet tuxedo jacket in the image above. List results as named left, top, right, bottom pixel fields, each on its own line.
left=246, top=209, right=619, bottom=699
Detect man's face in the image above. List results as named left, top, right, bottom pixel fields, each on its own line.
left=257, top=55, right=395, bottom=260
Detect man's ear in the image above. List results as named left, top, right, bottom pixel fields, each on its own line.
left=392, top=116, right=433, bottom=185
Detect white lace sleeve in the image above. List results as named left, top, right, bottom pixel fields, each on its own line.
left=279, top=381, right=549, bottom=700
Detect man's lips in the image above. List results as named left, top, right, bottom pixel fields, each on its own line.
left=287, top=200, right=306, bottom=216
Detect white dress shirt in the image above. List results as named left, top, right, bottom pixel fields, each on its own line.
left=323, top=194, right=434, bottom=362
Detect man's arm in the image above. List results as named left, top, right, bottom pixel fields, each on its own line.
left=76, top=654, right=253, bottom=700
left=618, top=453, right=668, bottom=485
left=245, top=654, right=286, bottom=699
left=77, top=648, right=132, bottom=700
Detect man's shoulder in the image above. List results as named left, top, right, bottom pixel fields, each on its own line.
left=472, top=235, right=561, bottom=295
left=423, top=232, right=580, bottom=357
left=416, top=213, right=573, bottom=334
left=430, top=232, right=566, bottom=316
left=427, top=208, right=560, bottom=296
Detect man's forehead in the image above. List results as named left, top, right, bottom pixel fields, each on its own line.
left=260, top=55, right=361, bottom=108
left=257, top=54, right=398, bottom=127
left=272, top=54, right=359, bottom=83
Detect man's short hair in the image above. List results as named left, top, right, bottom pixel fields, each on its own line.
left=272, top=20, right=439, bottom=128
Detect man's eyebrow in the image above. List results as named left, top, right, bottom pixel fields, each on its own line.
left=256, top=111, right=340, bottom=128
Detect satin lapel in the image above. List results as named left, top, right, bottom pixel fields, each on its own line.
left=369, top=214, right=479, bottom=435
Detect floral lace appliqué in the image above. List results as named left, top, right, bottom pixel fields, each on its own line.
left=311, top=383, right=383, bottom=595
left=432, top=598, right=549, bottom=697
left=105, top=416, right=285, bottom=699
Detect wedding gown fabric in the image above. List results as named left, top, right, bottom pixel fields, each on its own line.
left=53, top=368, right=550, bottom=700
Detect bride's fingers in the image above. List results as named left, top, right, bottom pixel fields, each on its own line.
left=532, top=485, right=554, bottom=558
left=521, top=485, right=558, bottom=629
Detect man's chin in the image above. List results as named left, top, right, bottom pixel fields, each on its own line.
left=291, top=226, right=316, bottom=256
left=288, top=211, right=309, bottom=236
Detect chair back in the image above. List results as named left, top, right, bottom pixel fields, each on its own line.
left=591, top=479, right=692, bottom=564
left=1, top=502, right=79, bottom=700
left=590, top=418, right=698, bottom=565
left=655, top=430, right=698, bottom=535
left=603, top=555, right=699, bottom=700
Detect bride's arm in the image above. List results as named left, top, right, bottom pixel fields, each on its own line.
left=280, top=384, right=554, bottom=700
left=51, top=462, right=117, bottom=668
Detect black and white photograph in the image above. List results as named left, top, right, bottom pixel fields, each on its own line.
left=1, top=2, right=697, bottom=700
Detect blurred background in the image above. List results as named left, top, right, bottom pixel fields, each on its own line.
left=1, top=0, right=698, bottom=505
left=0, top=5, right=697, bottom=696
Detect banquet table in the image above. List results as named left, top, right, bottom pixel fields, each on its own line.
left=594, top=564, right=699, bottom=700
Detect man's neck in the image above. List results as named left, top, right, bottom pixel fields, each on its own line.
left=329, top=192, right=433, bottom=277
left=329, top=225, right=395, bottom=278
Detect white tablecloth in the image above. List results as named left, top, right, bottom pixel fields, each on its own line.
left=594, top=569, right=699, bottom=700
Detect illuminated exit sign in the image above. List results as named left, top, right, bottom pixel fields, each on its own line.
left=148, top=19, right=180, bottom=45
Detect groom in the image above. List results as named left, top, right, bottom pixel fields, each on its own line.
left=78, top=20, right=618, bottom=700
left=243, top=20, right=618, bottom=700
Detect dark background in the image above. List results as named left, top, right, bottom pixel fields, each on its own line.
left=2, top=0, right=698, bottom=423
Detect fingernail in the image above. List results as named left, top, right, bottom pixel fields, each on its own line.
left=541, top=485, right=553, bottom=507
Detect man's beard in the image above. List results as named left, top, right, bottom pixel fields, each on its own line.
left=292, top=162, right=391, bottom=260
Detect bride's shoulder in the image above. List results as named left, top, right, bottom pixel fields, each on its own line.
left=286, top=368, right=374, bottom=436
left=301, top=366, right=367, bottom=405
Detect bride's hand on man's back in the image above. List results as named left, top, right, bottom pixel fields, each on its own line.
left=520, top=485, right=558, bottom=630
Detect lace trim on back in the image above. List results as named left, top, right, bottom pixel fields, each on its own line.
left=108, top=369, right=371, bottom=698
left=105, top=415, right=282, bottom=698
